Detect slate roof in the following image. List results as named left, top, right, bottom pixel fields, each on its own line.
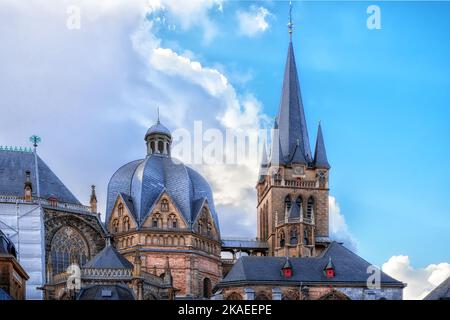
left=424, top=277, right=450, bottom=300
left=217, top=242, right=404, bottom=287
left=221, top=238, right=268, bottom=250
left=313, top=122, right=330, bottom=169
left=0, top=149, right=80, bottom=204
left=77, top=284, right=135, bottom=300
left=0, top=288, right=13, bottom=300
left=145, top=121, right=171, bottom=139
left=263, top=39, right=331, bottom=173
left=106, top=129, right=220, bottom=233
left=83, top=244, right=133, bottom=269
left=0, top=229, right=17, bottom=258
left=277, top=41, right=312, bottom=165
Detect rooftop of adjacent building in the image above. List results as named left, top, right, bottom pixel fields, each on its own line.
left=424, top=276, right=450, bottom=300
left=217, top=241, right=405, bottom=288
left=0, top=147, right=81, bottom=205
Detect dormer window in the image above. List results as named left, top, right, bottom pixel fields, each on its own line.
left=281, top=257, right=293, bottom=278
left=324, top=257, right=335, bottom=278
left=326, top=269, right=335, bottom=278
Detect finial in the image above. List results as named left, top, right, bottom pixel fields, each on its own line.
left=288, top=0, right=294, bottom=40
left=157, top=106, right=160, bottom=124
left=29, top=135, right=41, bottom=148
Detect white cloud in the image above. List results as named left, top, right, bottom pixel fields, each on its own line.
left=329, top=196, right=358, bottom=252
left=0, top=1, right=357, bottom=246
left=236, top=5, right=272, bottom=37
left=382, top=255, right=450, bottom=300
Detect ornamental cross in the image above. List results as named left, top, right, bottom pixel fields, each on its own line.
left=29, top=135, right=41, bottom=147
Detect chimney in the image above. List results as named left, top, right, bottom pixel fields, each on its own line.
left=24, top=170, right=33, bottom=201
left=90, top=185, right=97, bottom=214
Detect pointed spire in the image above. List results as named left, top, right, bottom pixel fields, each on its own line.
left=277, top=39, right=312, bottom=165
left=258, top=138, right=269, bottom=183
left=313, top=122, right=330, bottom=169
left=90, top=185, right=98, bottom=213
left=163, top=256, right=173, bottom=285
left=156, top=106, right=160, bottom=124
left=270, top=118, right=285, bottom=166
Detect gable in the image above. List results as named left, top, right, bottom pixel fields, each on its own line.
left=141, top=192, right=188, bottom=229
left=108, top=195, right=138, bottom=233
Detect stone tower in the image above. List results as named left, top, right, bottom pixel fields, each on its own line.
left=256, top=30, right=331, bottom=258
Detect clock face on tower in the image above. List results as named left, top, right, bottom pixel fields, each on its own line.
left=293, top=166, right=305, bottom=177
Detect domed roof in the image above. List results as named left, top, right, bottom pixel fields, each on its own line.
left=145, top=121, right=171, bottom=139
left=106, top=154, right=220, bottom=233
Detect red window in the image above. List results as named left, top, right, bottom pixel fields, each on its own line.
left=283, top=268, right=293, bottom=278
left=326, top=269, right=335, bottom=278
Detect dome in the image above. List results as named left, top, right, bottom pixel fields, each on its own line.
left=106, top=154, right=220, bottom=233
left=145, top=121, right=171, bottom=140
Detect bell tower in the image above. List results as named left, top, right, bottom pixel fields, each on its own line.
left=256, top=3, right=331, bottom=257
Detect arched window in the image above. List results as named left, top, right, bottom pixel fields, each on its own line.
left=203, top=278, right=212, bottom=299
left=296, top=196, right=302, bottom=216
left=279, top=230, right=285, bottom=247
left=306, top=197, right=315, bottom=220
left=161, top=199, right=169, bottom=212
left=303, top=229, right=309, bottom=245
left=158, top=141, right=164, bottom=153
left=50, top=227, right=88, bottom=275
left=168, top=214, right=177, bottom=228
left=112, top=219, right=119, bottom=233
left=118, top=203, right=124, bottom=217
left=150, top=141, right=155, bottom=153
left=290, top=227, right=298, bottom=245
left=123, top=216, right=130, bottom=231
left=284, top=195, right=292, bottom=215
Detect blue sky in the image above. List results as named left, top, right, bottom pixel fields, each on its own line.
left=0, top=1, right=449, bottom=299
left=155, top=1, right=450, bottom=268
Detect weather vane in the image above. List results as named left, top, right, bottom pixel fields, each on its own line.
left=29, top=135, right=41, bottom=148
left=288, top=0, right=294, bottom=40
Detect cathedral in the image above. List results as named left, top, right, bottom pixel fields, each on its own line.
left=0, top=8, right=406, bottom=300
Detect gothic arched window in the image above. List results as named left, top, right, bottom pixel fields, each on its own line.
left=290, top=227, right=298, bottom=245
left=168, top=214, right=177, bottom=229
left=296, top=196, right=302, bottom=214
left=306, top=197, right=315, bottom=220
left=123, top=216, right=130, bottom=231
left=285, top=195, right=292, bottom=215
left=303, top=230, right=309, bottom=245
left=161, top=199, right=169, bottom=212
left=118, top=203, right=123, bottom=217
left=279, top=230, right=285, bottom=247
left=112, top=219, right=119, bottom=233
left=50, top=227, right=88, bottom=275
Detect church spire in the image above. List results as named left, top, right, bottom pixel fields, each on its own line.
left=276, top=2, right=312, bottom=165
left=270, top=118, right=285, bottom=166
left=313, top=122, right=330, bottom=169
